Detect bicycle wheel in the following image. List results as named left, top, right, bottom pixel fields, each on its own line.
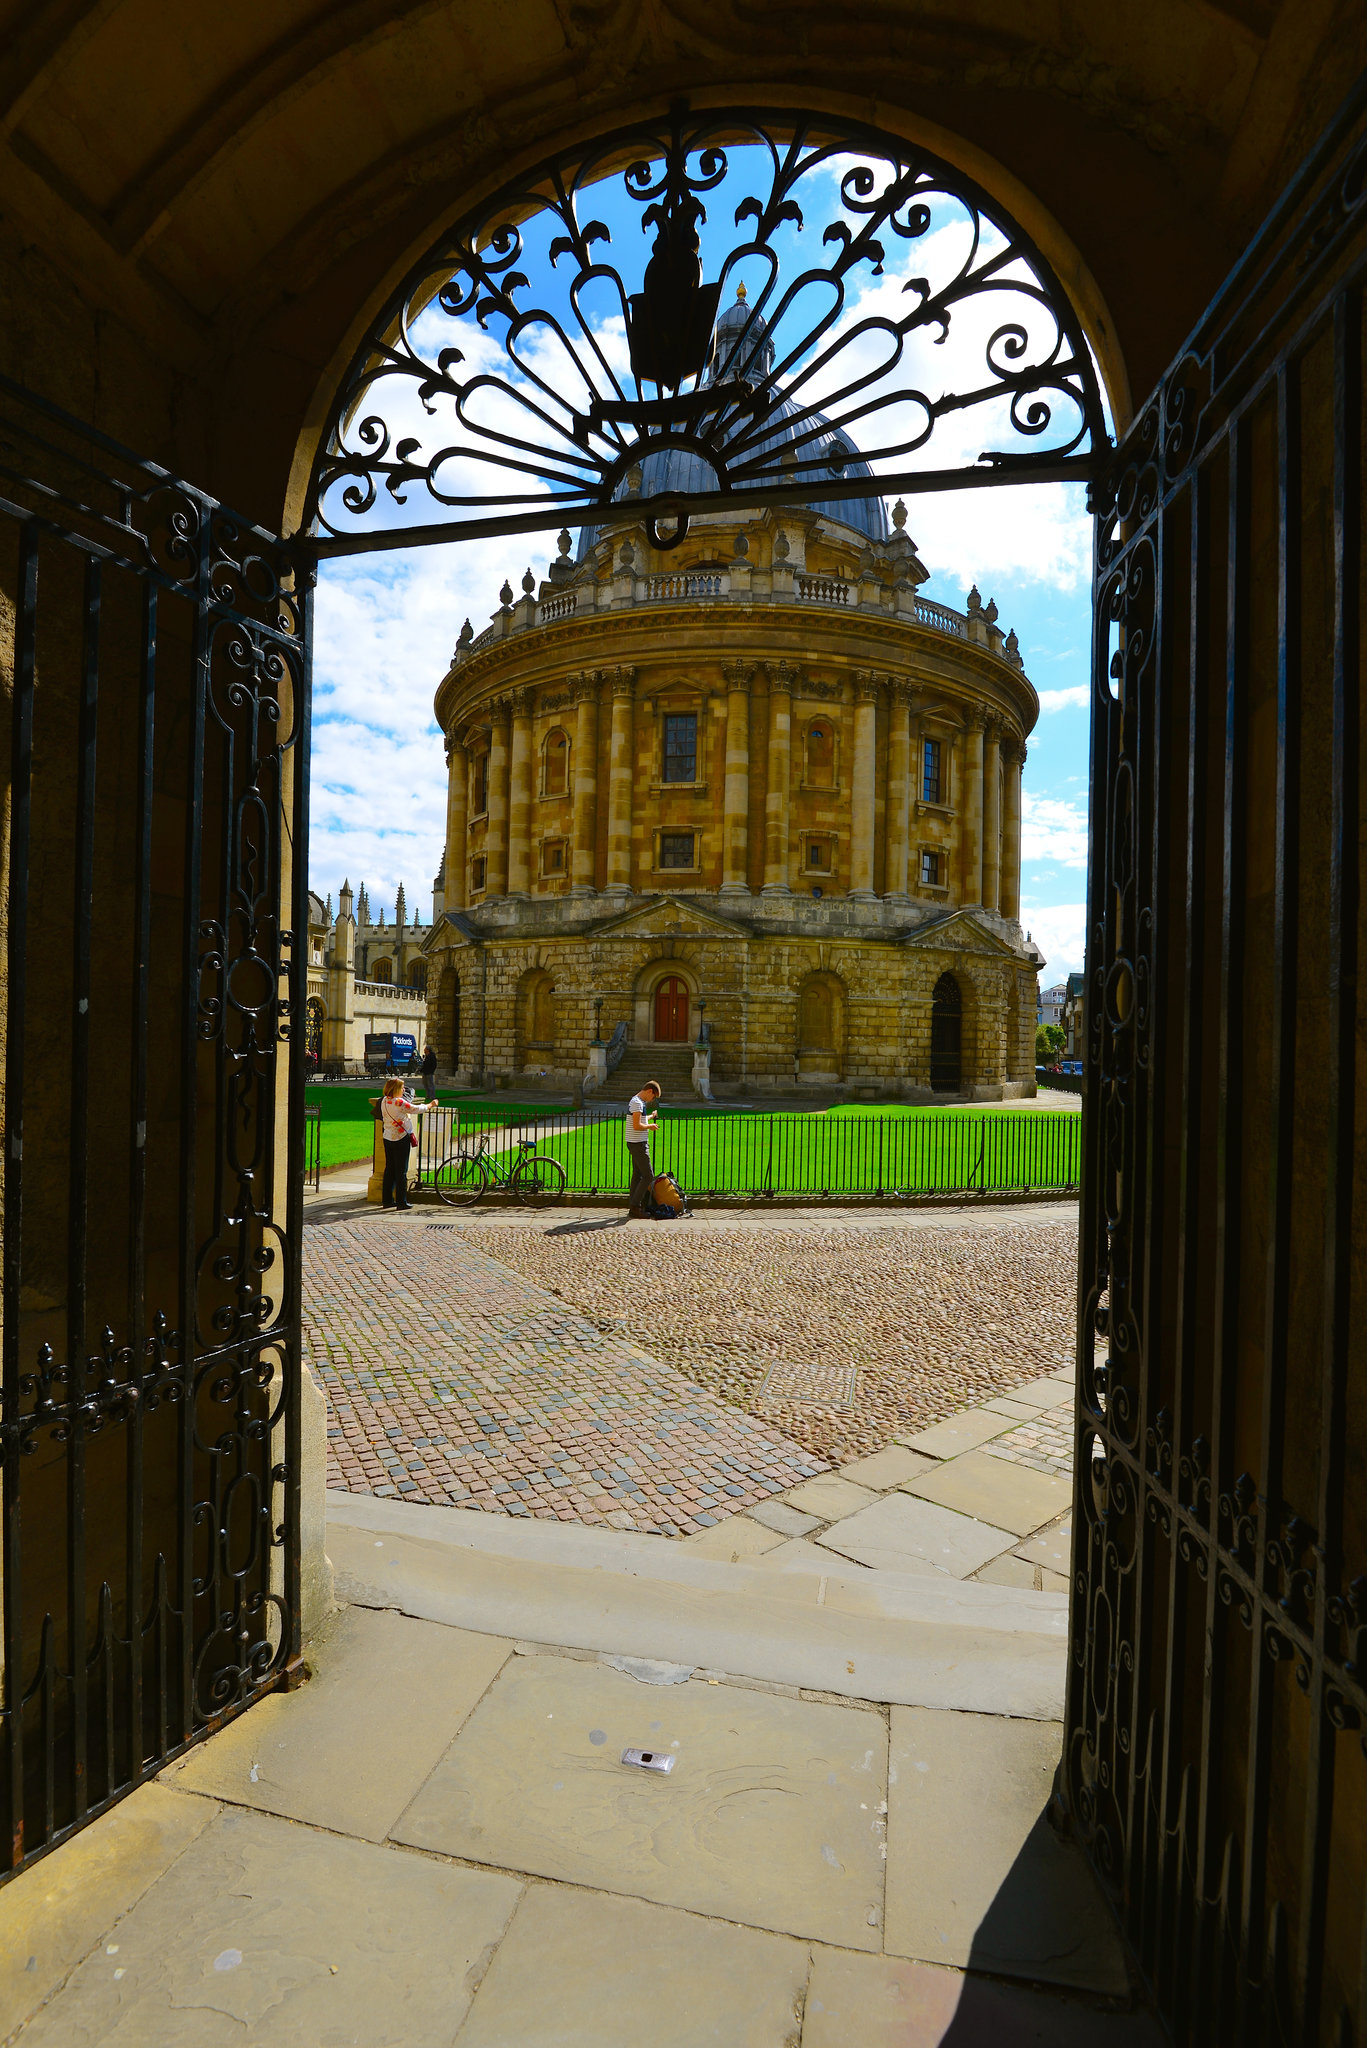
left=512, top=1153, right=567, bottom=1205
left=433, top=1152, right=490, bottom=1206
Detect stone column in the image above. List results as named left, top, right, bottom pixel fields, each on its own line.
left=1000, top=737, right=1024, bottom=921
left=762, top=661, right=793, bottom=895
left=962, top=715, right=985, bottom=905
left=849, top=670, right=879, bottom=900
left=507, top=686, right=533, bottom=898
left=485, top=698, right=511, bottom=897
left=444, top=737, right=467, bottom=911
left=572, top=671, right=599, bottom=896
left=883, top=679, right=912, bottom=902
left=720, top=659, right=753, bottom=896
left=604, top=665, right=636, bottom=897
left=982, top=719, right=1002, bottom=912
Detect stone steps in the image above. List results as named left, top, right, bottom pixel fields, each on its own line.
left=324, top=1488, right=1068, bottom=1720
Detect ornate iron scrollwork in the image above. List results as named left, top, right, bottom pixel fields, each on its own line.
left=307, top=103, right=1108, bottom=554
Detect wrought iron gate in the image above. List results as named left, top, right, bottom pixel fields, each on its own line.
left=0, top=384, right=310, bottom=1878
left=1065, top=79, right=1367, bottom=2047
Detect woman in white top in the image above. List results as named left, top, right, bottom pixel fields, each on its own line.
left=379, top=1077, right=433, bottom=1210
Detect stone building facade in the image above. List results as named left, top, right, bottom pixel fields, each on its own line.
left=421, top=290, right=1044, bottom=1099
left=305, top=879, right=432, bottom=1068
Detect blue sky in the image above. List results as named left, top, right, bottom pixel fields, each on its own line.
left=309, top=136, right=1095, bottom=975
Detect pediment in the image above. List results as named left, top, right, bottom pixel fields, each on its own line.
left=900, top=909, right=1022, bottom=959
left=592, top=894, right=748, bottom=940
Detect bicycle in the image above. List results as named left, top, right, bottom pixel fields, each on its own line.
left=432, top=1130, right=567, bottom=1206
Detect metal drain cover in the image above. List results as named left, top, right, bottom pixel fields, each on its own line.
left=621, top=1747, right=674, bottom=1774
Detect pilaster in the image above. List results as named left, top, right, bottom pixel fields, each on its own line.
left=849, top=669, right=880, bottom=899
left=604, top=665, right=636, bottom=897
left=721, top=658, right=754, bottom=896
left=572, top=670, right=600, bottom=896
left=762, top=660, right=795, bottom=895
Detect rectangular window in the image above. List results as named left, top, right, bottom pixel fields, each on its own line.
left=473, top=752, right=489, bottom=815
left=805, top=839, right=830, bottom=871
left=920, top=849, right=941, bottom=886
left=471, top=855, right=487, bottom=892
left=662, top=713, right=698, bottom=783
left=542, top=840, right=565, bottom=874
left=659, top=832, right=695, bottom=869
left=922, top=738, right=942, bottom=805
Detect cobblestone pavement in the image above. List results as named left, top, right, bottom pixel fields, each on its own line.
left=441, top=1211, right=1079, bottom=1464
left=306, top=1221, right=825, bottom=1536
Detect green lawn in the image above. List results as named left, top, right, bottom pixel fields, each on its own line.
left=305, top=1087, right=1082, bottom=1193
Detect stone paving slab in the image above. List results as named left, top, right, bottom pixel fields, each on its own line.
left=681, top=1515, right=785, bottom=1561
left=167, top=1605, right=512, bottom=1842
left=750, top=1499, right=822, bottom=1537
left=393, top=1652, right=889, bottom=1950
left=884, top=1710, right=1129, bottom=1995
left=900, top=1410, right=1014, bottom=1458
left=308, top=1221, right=824, bottom=1536
left=455, top=1882, right=810, bottom=2048
left=17, top=1805, right=523, bottom=2048
left=903, top=1452, right=1073, bottom=1538
left=1014, top=1519, right=1074, bottom=1575
left=0, top=1783, right=215, bottom=2044
left=815, top=1494, right=1015, bottom=1580
left=837, top=1445, right=938, bottom=1490
left=783, top=1474, right=879, bottom=1522
left=802, top=1949, right=1163, bottom=2047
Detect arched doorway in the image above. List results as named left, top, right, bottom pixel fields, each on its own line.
left=654, top=976, right=690, bottom=1042
left=930, top=973, right=963, bottom=1093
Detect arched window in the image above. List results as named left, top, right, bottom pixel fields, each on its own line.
left=408, top=960, right=427, bottom=992
left=805, top=720, right=835, bottom=787
left=930, top=973, right=963, bottom=1093
left=371, top=956, right=393, bottom=985
left=543, top=727, right=569, bottom=795
left=305, top=997, right=325, bottom=1062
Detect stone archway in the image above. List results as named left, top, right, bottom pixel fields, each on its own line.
left=795, top=970, right=847, bottom=1081
left=930, top=973, right=963, bottom=1093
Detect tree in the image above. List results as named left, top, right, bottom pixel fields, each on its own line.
left=1036, top=1023, right=1066, bottom=1065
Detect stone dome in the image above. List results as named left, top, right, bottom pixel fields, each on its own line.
left=579, top=285, right=890, bottom=558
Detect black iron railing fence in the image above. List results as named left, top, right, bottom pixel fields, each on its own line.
left=305, top=1105, right=322, bottom=1192
left=406, top=1106, right=1081, bottom=1200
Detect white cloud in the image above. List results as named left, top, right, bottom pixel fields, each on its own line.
left=1021, top=788, right=1089, bottom=867
left=310, top=535, right=537, bottom=911
left=1036, top=685, right=1090, bottom=713
left=1019, top=901, right=1087, bottom=976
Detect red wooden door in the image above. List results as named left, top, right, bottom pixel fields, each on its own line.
left=654, top=977, right=689, bottom=1041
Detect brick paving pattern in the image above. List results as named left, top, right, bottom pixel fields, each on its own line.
left=306, top=1221, right=825, bottom=1536
left=981, top=1404, right=1074, bottom=1476
left=448, top=1216, right=1078, bottom=1464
